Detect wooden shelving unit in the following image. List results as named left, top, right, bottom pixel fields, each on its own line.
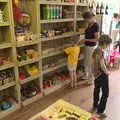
left=0, top=0, right=88, bottom=118
left=0, top=0, right=20, bottom=119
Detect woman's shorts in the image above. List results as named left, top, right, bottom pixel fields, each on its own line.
left=68, top=64, right=77, bottom=71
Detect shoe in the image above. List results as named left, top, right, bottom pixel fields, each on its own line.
left=89, top=108, right=97, bottom=113
left=97, top=112, right=107, bottom=119
left=86, top=80, right=93, bottom=85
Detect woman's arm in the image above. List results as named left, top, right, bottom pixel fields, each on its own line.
left=85, top=32, right=99, bottom=43
left=100, top=58, right=108, bottom=75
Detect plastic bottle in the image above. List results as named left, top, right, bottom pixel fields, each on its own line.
left=55, top=5, right=57, bottom=19
left=50, top=5, right=53, bottom=19
left=46, top=5, right=50, bottom=20
left=100, top=3, right=104, bottom=15
left=59, top=6, right=62, bottom=19
left=105, top=4, right=108, bottom=15
left=53, top=5, right=56, bottom=19
left=49, top=5, right=52, bottom=19
left=42, top=6, right=45, bottom=20
left=96, top=3, right=100, bottom=15
left=56, top=6, right=59, bottom=19
left=0, top=9, right=3, bottom=23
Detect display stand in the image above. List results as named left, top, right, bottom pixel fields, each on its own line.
left=29, top=100, right=96, bottom=120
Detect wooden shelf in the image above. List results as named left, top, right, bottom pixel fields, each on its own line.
left=0, top=0, right=8, bottom=2
left=43, top=84, right=62, bottom=96
left=61, top=2, right=75, bottom=6
left=0, top=63, right=14, bottom=71
left=0, top=22, right=10, bottom=27
left=75, top=32, right=85, bottom=35
left=43, top=63, right=66, bottom=75
left=43, top=80, right=70, bottom=95
left=0, top=99, right=19, bottom=119
left=22, top=93, right=43, bottom=106
left=18, top=58, right=40, bottom=67
left=39, top=1, right=75, bottom=6
left=76, top=18, right=84, bottom=21
left=76, top=3, right=88, bottom=6
left=42, top=51, right=63, bottom=59
left=40, top=18, right=74, bottom=24
left=20, top=74, right=40, bottom=85
left=41, top=32, right=74, bottom=41
left=16, top=40, right=39, bottom=47
left=0, top=81, right=16, bottom=91
left=0, top=43, right=13, bottom=50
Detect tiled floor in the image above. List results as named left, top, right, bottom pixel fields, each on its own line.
left=3, top=70, right=120, bottom=120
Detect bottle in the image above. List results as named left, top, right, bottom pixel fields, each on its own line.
left=59, top=6, right=62, bottom=19
left=91, top=2, right=96, bottom=15
left=0, top=9, right=3, bottom=23
left=89, top=3, right=92, bottom=11
left=51, top=5, right=55, bottom=19
left=49, top=5, right=52, bottom=19
left=50, top=5, right=53, bottom=19
left=46, top=5, right=50, bottom=20
left=100, top=3, right=104, bottom=15
left=105, top=4, right=108, bottom=15
left=96, top=3, right=100, bottom=15
left=43, top=5, right=46, bottom=20
left=55, top=5, right=57, bottom=19
left=56, top=6, right=59, bottom=19
left=91, top=3, right=93, bottom=13
left=53, top=5, right=56, bottom=19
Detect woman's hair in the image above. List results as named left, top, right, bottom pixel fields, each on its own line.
left=82, top=11, right=94, bottom=19
left=113, top=13, right=118, bottom=19
left=99, top=35, right=112, bottom=46
left=118, top=14, right=120, bottom=19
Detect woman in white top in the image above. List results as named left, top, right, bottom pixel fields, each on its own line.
left=111, top=13, right=118, bottom=43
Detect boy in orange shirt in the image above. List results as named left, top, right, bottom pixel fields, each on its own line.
left=64, top=40, right=80, bottom=88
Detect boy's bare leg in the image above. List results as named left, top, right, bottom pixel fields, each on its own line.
left=69, top=71, right=74, bottom=88
left=73, top=71, right=77, bottom=88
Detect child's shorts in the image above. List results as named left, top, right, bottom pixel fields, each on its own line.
left=68, top=64, right=77, bottom=71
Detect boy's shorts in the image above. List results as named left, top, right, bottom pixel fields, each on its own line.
left=68, top=64, right=77, bottom=71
